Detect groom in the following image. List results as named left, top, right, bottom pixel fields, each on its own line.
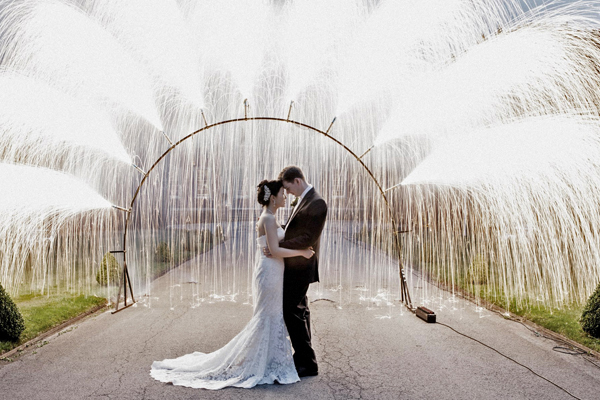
left=276, top=166, right=327, bottom=377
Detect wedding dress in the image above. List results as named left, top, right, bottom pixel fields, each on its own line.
left=150, top=227, right=300, bottom=389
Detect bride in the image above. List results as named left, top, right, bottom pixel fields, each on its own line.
left=150, top=179, right=314, bottom=389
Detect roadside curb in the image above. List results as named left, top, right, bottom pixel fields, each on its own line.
left=430, top=278, right=600, bottom=359
left=482, top=299, right=600, bottom=359
left=0, top=301, right=108, bottom=362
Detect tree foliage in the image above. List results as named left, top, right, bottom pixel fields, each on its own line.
left=96, top=252, right=120, bottom=286
left=0, top=282, right=25, bottom=342
left=154, top=242, right=172, bottom=263
left=581, top=282, right=600, bottom=338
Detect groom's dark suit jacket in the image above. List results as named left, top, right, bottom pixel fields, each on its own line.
left=280, top=188, right=328, bottom=285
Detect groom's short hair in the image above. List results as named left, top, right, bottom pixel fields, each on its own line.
left=279, top=166, right=305, bottom=183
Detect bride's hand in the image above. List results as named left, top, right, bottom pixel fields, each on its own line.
left=301, top=249, right=315, bottom=259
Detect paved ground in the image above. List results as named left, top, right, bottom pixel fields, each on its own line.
left=2, top=234, right=600, bottom=399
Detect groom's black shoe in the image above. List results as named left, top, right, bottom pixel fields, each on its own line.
left=296, top=367, right=318, bottom=377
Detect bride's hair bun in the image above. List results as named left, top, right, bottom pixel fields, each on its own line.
left=257, top=179, right=283, bottom=206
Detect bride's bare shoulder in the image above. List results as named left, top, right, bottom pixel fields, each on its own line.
left=262, top=213, right=277, bottom=225
left=257, top=212, right=276, bottom=225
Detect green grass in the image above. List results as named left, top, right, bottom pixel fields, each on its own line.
left=458, top=282, right=600, bottom=353
left=492, top=301, right=600, bottom=353
left=0, top=291, right=106, bottom=355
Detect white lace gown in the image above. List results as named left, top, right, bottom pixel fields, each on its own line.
left=150, top=227, right=300, bottom=389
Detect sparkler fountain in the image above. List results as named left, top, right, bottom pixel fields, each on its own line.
left=1, top=0, right=600, bottom=316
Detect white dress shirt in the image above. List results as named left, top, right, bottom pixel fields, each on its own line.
left=288, top=183, right=312, bottom=227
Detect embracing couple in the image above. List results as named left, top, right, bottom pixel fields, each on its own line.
left=151, top=166, right=328, bottom=389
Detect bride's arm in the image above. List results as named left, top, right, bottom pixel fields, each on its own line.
left=264, top=215, right=313, bottom=259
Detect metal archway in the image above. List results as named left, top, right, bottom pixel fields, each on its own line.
left=111, top=108, right=413, bottom=313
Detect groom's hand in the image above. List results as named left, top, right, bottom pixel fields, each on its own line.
left=262, top=246, right=272, bottom=258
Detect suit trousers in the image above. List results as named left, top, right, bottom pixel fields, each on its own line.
left=283, top=282, right=318, bottom=371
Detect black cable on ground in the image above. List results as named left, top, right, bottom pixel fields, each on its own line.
left=486, top=308, right=600, bottom=371
left=436, top=322, right=583, bottom=400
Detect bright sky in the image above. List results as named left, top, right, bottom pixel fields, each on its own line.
left=520, top=0, right=599, bottom=18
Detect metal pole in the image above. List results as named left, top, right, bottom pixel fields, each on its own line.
left=132, top=164, right=147, bottom=176
left=161, top=131, right=175, bottom=147
left=325, top=117, right=336, bottom=135
left=286, top=101, right=294, bottom=121
left=112, top=205, right=131, bottom=213
left=359, top=145, right=374, bottom=160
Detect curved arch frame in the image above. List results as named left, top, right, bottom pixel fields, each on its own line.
left=112, top=116, right=413, bottom=313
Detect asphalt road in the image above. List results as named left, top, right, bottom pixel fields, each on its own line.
left=1, top=234, right=599, bottom=399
